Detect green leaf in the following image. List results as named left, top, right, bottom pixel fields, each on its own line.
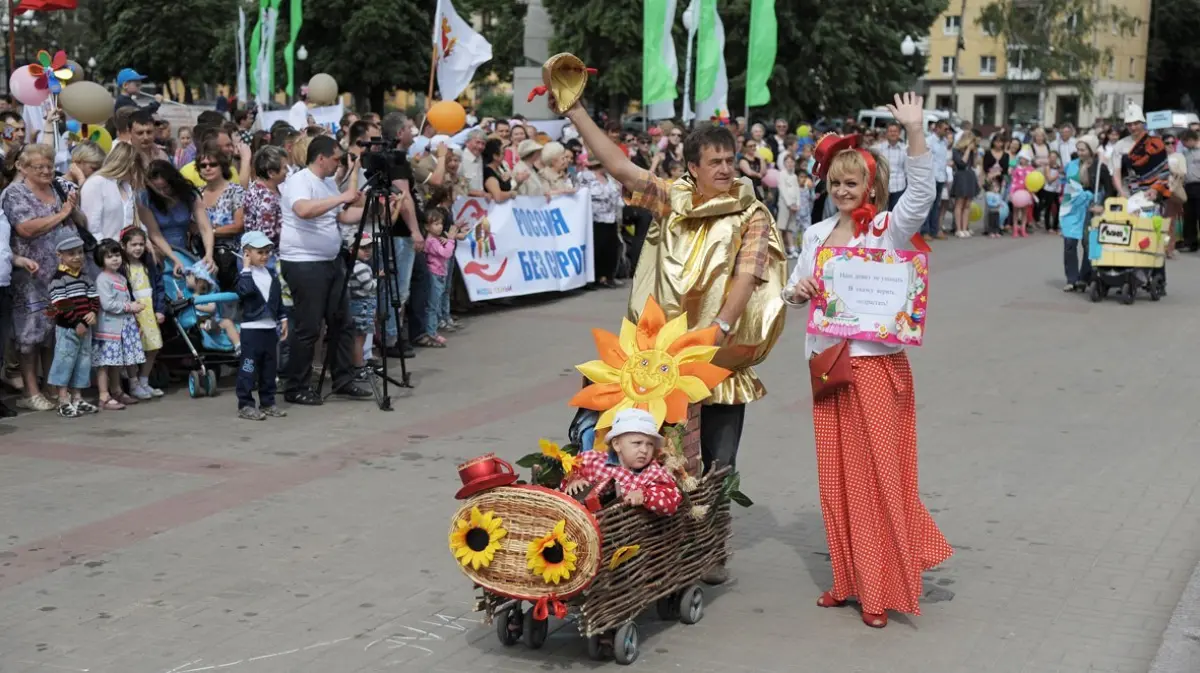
left=515, top=454, right=540, bottom=468
left=729, top=490, right=754, bottom=508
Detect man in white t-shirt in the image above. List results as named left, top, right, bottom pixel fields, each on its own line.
left=278, top=135, right=372, bottom=405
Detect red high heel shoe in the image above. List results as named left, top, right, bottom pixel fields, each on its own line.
left=816, top=591, right=845, bottom=608
left=862, top=611, right=888, bottom=628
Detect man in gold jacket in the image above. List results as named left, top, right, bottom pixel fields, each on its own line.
left=562, top=102, right=787, bottom=583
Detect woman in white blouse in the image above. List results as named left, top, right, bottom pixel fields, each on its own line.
left=81, top=143, right=145, bottom=244
left=785, top=93, right=952, bottom=630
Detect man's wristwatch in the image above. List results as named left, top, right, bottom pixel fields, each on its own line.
left=712, top=318, right=732, bottom=334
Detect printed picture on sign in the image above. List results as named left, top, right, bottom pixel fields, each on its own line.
left=1097, top=222, right=1132, bottom=246
left=456, top=198, right=506, bottom=283
left=807, top=247, right=929, bottom=346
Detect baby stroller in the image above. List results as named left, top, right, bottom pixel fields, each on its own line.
left=161, top=249, right=242, bottom=398
left=1086, top=196, right=1167, bottom=304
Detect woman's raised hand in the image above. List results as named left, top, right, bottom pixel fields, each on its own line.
left=886, top=92, right=925, bottom=130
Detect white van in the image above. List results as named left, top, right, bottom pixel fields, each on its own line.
left=856, top=107, right=954, bottom=131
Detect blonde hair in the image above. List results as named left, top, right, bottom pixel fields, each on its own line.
left=290, top=135, right=313, bottom=168
left=953, top=131, right=976, bottom=152
left=826, top=148, right=888, bottom=212
left=16, top=143, right=55, bottom=170
left=70, top=142, right=106, bottom=169
left=95, top=142, right=146, bottom=187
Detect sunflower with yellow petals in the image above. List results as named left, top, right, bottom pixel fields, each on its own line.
left=449, top=507, right=507, bottom=570
left=526, top=520, right=578, bottom=584
left=539, top=438, right=576, bottom=474
left=569, top=296, right=731, bottom=439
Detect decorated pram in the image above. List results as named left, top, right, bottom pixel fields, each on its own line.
left=1086, top=196, right=1168, bottom=304
left=447, top=297, right=750, bottom=665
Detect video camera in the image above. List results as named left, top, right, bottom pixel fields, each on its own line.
left=359, top=138, right=412, bottom=187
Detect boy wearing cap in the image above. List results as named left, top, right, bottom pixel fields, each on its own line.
left=235, top=231, right=288, bottom=421
left=46, top=233, right=101, bottom=417
left=562, top=408, right=681, bottom=516
left=114, top=68, right=160, bottom=114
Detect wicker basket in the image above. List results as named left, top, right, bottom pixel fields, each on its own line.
left=451, top=485, right=603, bottom=602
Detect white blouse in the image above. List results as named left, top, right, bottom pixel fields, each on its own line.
left=81, top=175, right=137, bottom=243
left=787, top=151, right=936, bottom=360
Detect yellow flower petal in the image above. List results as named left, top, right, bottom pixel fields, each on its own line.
left=646, top=398, right=667, bottom=429
left=674, top=344, right=721, bottom=364
left=597, top=398, right=634, bottom=430
left=618, top=318, right=639, bottom=356
left=654, top=313, right=689, bottom=352
left=576, top=359, right=620, bottom=384
left=676, top=375, right=715, bottom=402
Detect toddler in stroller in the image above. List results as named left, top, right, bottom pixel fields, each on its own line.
left=184, top=263, right=241, bottom=354
left=161, top=251, right=243, bottom=397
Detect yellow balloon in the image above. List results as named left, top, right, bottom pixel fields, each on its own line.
left=969, top=202, right=983, bottom=222
left=1025, top=170, right=1045, bottom=192
left=756, top=145, right=774, bottom=163
left=85, top=126, right=113, bottom=153
left=796, top=124, right=811, bottom=138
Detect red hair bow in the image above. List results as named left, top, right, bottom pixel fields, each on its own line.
left=532, top=594, right=568, bottom=621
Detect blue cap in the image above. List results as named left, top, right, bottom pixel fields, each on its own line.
left=116, top=68, right=147, bottom=87
left=240, top=231, right=273, bottom=250
left=188, top=261, right=216, bottom=287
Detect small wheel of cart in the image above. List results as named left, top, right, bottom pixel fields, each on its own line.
left=678, top=585, right=704, bottom=625
left=587, top=633, right=608, bottom=660
left=655, top=593, right=680, bottom=620
left=187, top=371, right=204, bottom=398
left=523, top=608, right=548, bottom=649
left=1121, top=281, right=1135, bottom=305
left=495, top=604, right=522, bottom=647
left=613, top=622, right=640, bottom=665
left=1149, top=277, right=1163, bottom=301
left=1087, top=281, right=1102, bottom=303
left=204, top=369, right=219, bottom=396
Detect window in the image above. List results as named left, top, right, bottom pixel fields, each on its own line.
left=1108, top=55, right=1115, bottom=78
left=935, top=95, right=954, bottom=111
left=1133, top=19, right=1141, bottom=36
left=943, top=15, right=961, bottom=35
left=941, top=56, right=957, bottom=75
left=980, top=55, right=997, bottom=76
left=982, top=20, right=997, bottom=36
left=1129, top=57, right=1136, bottom=78
left=1066, top=12, right=1079, bottom=33
left=975, top=96, right=997, bottom=126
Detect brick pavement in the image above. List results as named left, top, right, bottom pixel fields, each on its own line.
left=1, top=235, right=1199, bottom=673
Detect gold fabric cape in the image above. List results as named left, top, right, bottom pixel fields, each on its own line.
left=627, top=177, right=787, bottom=405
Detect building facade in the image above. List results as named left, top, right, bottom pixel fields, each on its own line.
left=919, top=0, right=1151, bottom=130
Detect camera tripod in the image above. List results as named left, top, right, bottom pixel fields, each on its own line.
left=316, top=175, right=413, bottom=410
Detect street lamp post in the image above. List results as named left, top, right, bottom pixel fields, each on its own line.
left=900, top=35, right=928, bottom=98
left=87, top=56, right=96, bottom=81
left=295, top=45, right=308, bottom=104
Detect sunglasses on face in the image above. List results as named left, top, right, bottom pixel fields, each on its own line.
left=197, top=161, right=219, bottom=169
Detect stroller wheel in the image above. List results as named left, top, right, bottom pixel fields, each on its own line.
left=204, top=370, right=218, bottom=397
left=187, top=371, right=204, bottom=398
left=1121, top=281, right=1135, bottom=305
left=1087, top=281, right=1102, bottom=303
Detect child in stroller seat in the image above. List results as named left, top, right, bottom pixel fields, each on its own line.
left=185, top=262, right=242, bottom=355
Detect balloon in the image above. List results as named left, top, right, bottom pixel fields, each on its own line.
left=1025, top=170, right=1045, bottom=192
left=59, top=81, right=114, bottom=124
left=796, top=124, right=811, bottom=138
left=64, top=60, right=86, bottom=83
left=85, top=126, right=113, bottom=153
left=428, top=100, right=466, bottom=135
left=762, top=168, right=780, bottom=189
left=756, top=145, right=774, bottom=163
left=306, top=73, right=338, bottom=106
left=969, top=202, right=983, bottom=222
left=9, top=66, right=50, bottom=106
left=1011, top=189, right=1034, bottom=209
left=65, top=119, right=81, bottom=134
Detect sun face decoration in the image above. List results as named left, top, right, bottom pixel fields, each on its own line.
left=526, top=520, right=578, bottom=584
left=570, top=296, right=731, bottom=438
left=449, top=507, right=507, bottom=570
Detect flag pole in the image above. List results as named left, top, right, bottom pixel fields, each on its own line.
left=426, top=1, right=442, bottom=111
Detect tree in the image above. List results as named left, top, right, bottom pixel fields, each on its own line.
left=300, top=0, right=433, bottom=113
left=454, top=0, right=527, bottom=83
left=977, top=0, right=1138, bottom=124
left=542, top=0, right=643, bottom=118
left=98, top=0, right=234, bottom=85
left=1145, top=0, right=1200, bottom=111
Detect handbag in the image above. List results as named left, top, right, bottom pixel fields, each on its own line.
left=809, top=339, right=853, bottom=401
left=50, top=177, right=97, bottom=253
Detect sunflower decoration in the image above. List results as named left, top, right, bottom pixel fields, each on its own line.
left=29, top=50, right=73, bottom=94
left=569, top=296, right=731, bottom=448
left=526, top=520, right=578, bottom=584
left=540, top=438, right=576, bottom=475
left=448, top=507, right=507, bottom=570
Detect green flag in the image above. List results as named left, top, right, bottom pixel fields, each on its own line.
left=284, top=0, right=303, bottom=97
left=745, top=0, right=777, bottom=108
left=248, top=0, right=269, bottom=96
left=642, top=0, right=677, bottom=106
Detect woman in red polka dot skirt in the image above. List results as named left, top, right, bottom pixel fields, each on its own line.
left=786, top=93, right=953, bottom=629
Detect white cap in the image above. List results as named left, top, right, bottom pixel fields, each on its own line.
left=607, top=408, right=664, bottom=447
left=1124, top=103, right=1146, bottom=125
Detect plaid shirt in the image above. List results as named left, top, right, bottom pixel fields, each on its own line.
left=873, top=141, right=908, bottom=194
left=628, top=172, right=773, bottom=281
left=563, top=450, right=681, bottom=516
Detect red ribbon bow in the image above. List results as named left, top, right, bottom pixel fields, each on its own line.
left=532, top=594, right=568, bottom=621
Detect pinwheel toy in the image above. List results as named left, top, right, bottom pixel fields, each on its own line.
left=709, top=109, right=731, bottom=127
left=30, top=50, right=74, bottom=94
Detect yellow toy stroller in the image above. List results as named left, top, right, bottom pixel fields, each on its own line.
left=1086, top=197, right=1167, bottom=304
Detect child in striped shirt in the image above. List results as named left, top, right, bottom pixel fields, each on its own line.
left=47, top=233, right=101, bottom=417
left=348, top=231, right=378, bottom=375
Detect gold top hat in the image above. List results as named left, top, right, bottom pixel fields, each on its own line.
left=527, top=53, right=597, bottom=115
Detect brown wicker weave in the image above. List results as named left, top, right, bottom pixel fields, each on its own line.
left=451, top=485, right=603, bottom=601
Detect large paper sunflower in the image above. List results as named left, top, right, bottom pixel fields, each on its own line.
left=449, top=507, right=507, bottom=570
left=526, top=520, right=578, bottom=584
left=569, top=296, right=731, bottom=435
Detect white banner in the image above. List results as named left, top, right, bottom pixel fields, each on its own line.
left=259, top=102, right=345, bottom=135
left=452, top=191, right=594, bottom=301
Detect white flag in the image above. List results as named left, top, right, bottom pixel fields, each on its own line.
left=682, top=0, right=699, bottom=123
left=433, top=0, right=493, bottom=101
left=255, top=6, right=278, bottom=108
left=236, top=8, right=249, bottom=104
left=646, top=0, right=678, bottom=122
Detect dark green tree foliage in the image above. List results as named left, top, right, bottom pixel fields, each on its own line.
left=542, top=0, right=644, bottom=118
left=98, top=0, right=234, bottom=85
left=454, top=0, right=528, bottom=82
left=1145, top=0, right=1200, bottom=111
left=977, top=0, right=1138, bottom=121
